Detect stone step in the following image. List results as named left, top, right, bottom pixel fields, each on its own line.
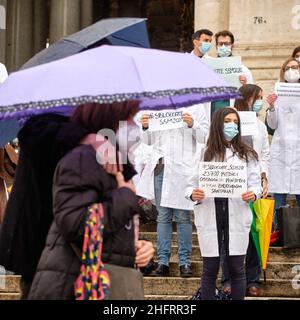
left=154, top=246, right=300, bottom=263
left=163, top=261, right=298, bottom=280
left=0, top=293, right=21, bottom=300
left=143, top=278, right=300, bottom=298
left=140, top=221, right=197, bottom=232
left=0, top=276, right=21, bottom=293
left=141, top=232, right=199, bottom=246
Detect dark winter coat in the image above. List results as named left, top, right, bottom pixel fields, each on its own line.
left=28, top=144, right=139, bottom=300
left=0, top=114, right=89, bottom=282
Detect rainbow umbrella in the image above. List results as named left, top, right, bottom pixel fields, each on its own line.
left=250, top=198, right=274, bottom=281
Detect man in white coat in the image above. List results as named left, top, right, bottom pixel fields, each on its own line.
left=137, top=104, right=208, bottom=277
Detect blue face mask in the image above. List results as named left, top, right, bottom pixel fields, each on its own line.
left=252, top=99, right=263, bottom=113
left=199, top=42, right=211, bottom=54
left=218, top=45, right=232, bottom=57
left=223, top=122, right=239, bottom=141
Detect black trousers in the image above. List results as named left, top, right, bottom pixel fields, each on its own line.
left=201, top=198, right=246, bottom=300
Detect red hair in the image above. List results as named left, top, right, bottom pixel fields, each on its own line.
left=71, top=101, right=140, bottom=133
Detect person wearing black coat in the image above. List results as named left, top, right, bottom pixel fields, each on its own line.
left=28, top=101, right=154, bottom=300
left=0, top=113, right=89, bottom=298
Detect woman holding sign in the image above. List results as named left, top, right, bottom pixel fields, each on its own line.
left=186, top=108, right=261, bottom=300
left=138, top=106, right=209, bottom=278
left=220, top=84, right=270, bottom=297
left=266, top=58, right=300, bottom=222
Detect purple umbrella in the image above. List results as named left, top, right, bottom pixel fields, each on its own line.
left=0, top=45, right=239, bottom=122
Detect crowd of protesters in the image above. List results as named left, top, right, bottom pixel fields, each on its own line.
left=0, top=29, right=299, bottom=301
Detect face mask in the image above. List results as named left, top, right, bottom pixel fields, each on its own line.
left=223, top=122, right=239, bottom=141
left=199, top=42, right=211, bottom=54
left=295, top=57, right=300, bottom=64
left=284, top=68, right=300, bottom=83
left=252, top=99, right=263, bottom=113
left=218, top=45, right=232, bottom=57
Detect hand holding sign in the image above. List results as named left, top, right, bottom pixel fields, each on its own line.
left=191, top=188, right=205, bottom=202
left=182, top=112, right=194, bottom=128
left=140, top=113, right=150, bottom=129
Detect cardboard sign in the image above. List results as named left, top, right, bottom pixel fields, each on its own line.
left=238, top=111, right=258, bottom=136
left=148, top=110, right=183, bottom=131
left=198, top=162, right=247, bottom=198
left=203, top=56, right=243, bottom=89
left=274, top=82, right=300, bottom=110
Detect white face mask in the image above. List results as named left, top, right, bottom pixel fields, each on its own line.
left=296, top=57, right=300, bottom=64
left=284, top=68, right=300, bottom=83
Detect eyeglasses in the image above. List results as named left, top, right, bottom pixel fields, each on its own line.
left=217, top=42, right=232, bottom=47
left=285, top=65, right=299, bottom=71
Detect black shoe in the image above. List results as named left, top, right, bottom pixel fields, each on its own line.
left=180, top=265, right=193, bottom=278
left=149, top=264, right=169, bottom=277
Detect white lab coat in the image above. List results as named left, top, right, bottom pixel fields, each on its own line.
left=267, top=104, right=300, bottom=194
left=248, top=118, right=270, bottom=177
left=0, top=63, right=8, bottom=84
left=185, top=148, right=262, bottom=257
left=136, top=104, right=209, bottom=210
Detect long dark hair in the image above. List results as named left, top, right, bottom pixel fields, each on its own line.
left=204, top=108, right=258, bottom=162
left=71, top=100, right=140, bottom=133
left=234, top=84, right=262, bottom=111
left=292, top=46, right=300, bottom=58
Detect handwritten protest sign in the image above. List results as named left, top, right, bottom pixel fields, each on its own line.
left=274, top=82, right=300, bottom=110
left=238, top=111, right=258, bottom=136
left=198, top=162, right=247, bottom=198
left=148, top=110, right=183, bottom=131
left=203, top=56, right=243, bottom=89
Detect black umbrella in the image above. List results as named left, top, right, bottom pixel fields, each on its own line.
left=21, top=17, right=150, bottom=70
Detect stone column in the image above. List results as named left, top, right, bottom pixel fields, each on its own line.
left=49, top=0, right=81, bottom=44
left=80, top=0, right=93, bottom=28
left=0, top=0, right=7, bottom=64
left=33, top=0, right=49, bottom=54
left=5, top=0, right=35, bottom=72
left=194, top=0, right=229, bottom=33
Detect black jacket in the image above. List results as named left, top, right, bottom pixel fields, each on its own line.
left=28, top=145, right=139, bottom=300
left=0, top=114, right=89, bottom=281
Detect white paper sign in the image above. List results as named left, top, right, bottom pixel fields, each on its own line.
left=198, top=162, right=247, bottom=198
left=274, top=82, right=300, bottom=110
left=238, top=111, right=258, bottom=136
left=203, top=56, right=243, bottom=89
left=148, top=110, right=183, bottom=132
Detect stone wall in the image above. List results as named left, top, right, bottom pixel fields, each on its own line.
left=194, top=0, right=300, bottom=117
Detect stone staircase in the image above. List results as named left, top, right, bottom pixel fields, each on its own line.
left=0, top=275, right=21, bottom=300
left=141, top=222, right=300, bottom=300
left=1, top=229, right=299, bottom=300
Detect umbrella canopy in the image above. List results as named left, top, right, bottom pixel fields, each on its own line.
left=21, top=18, right=150, bottom=70
left=0, top=45, right=239, bottom=125
left=250, top=199, right=274, bottom=271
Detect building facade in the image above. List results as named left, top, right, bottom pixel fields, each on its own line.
left=195, top=0, right=300, bottom=96
left=0, top=0, right=194, bottom=72
left=0, top=0, right=299, bottom=97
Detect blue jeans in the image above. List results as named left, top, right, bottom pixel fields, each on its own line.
left=273, top=194, right=300, bottom=229
left=154, top=167, right=192, bottom=267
